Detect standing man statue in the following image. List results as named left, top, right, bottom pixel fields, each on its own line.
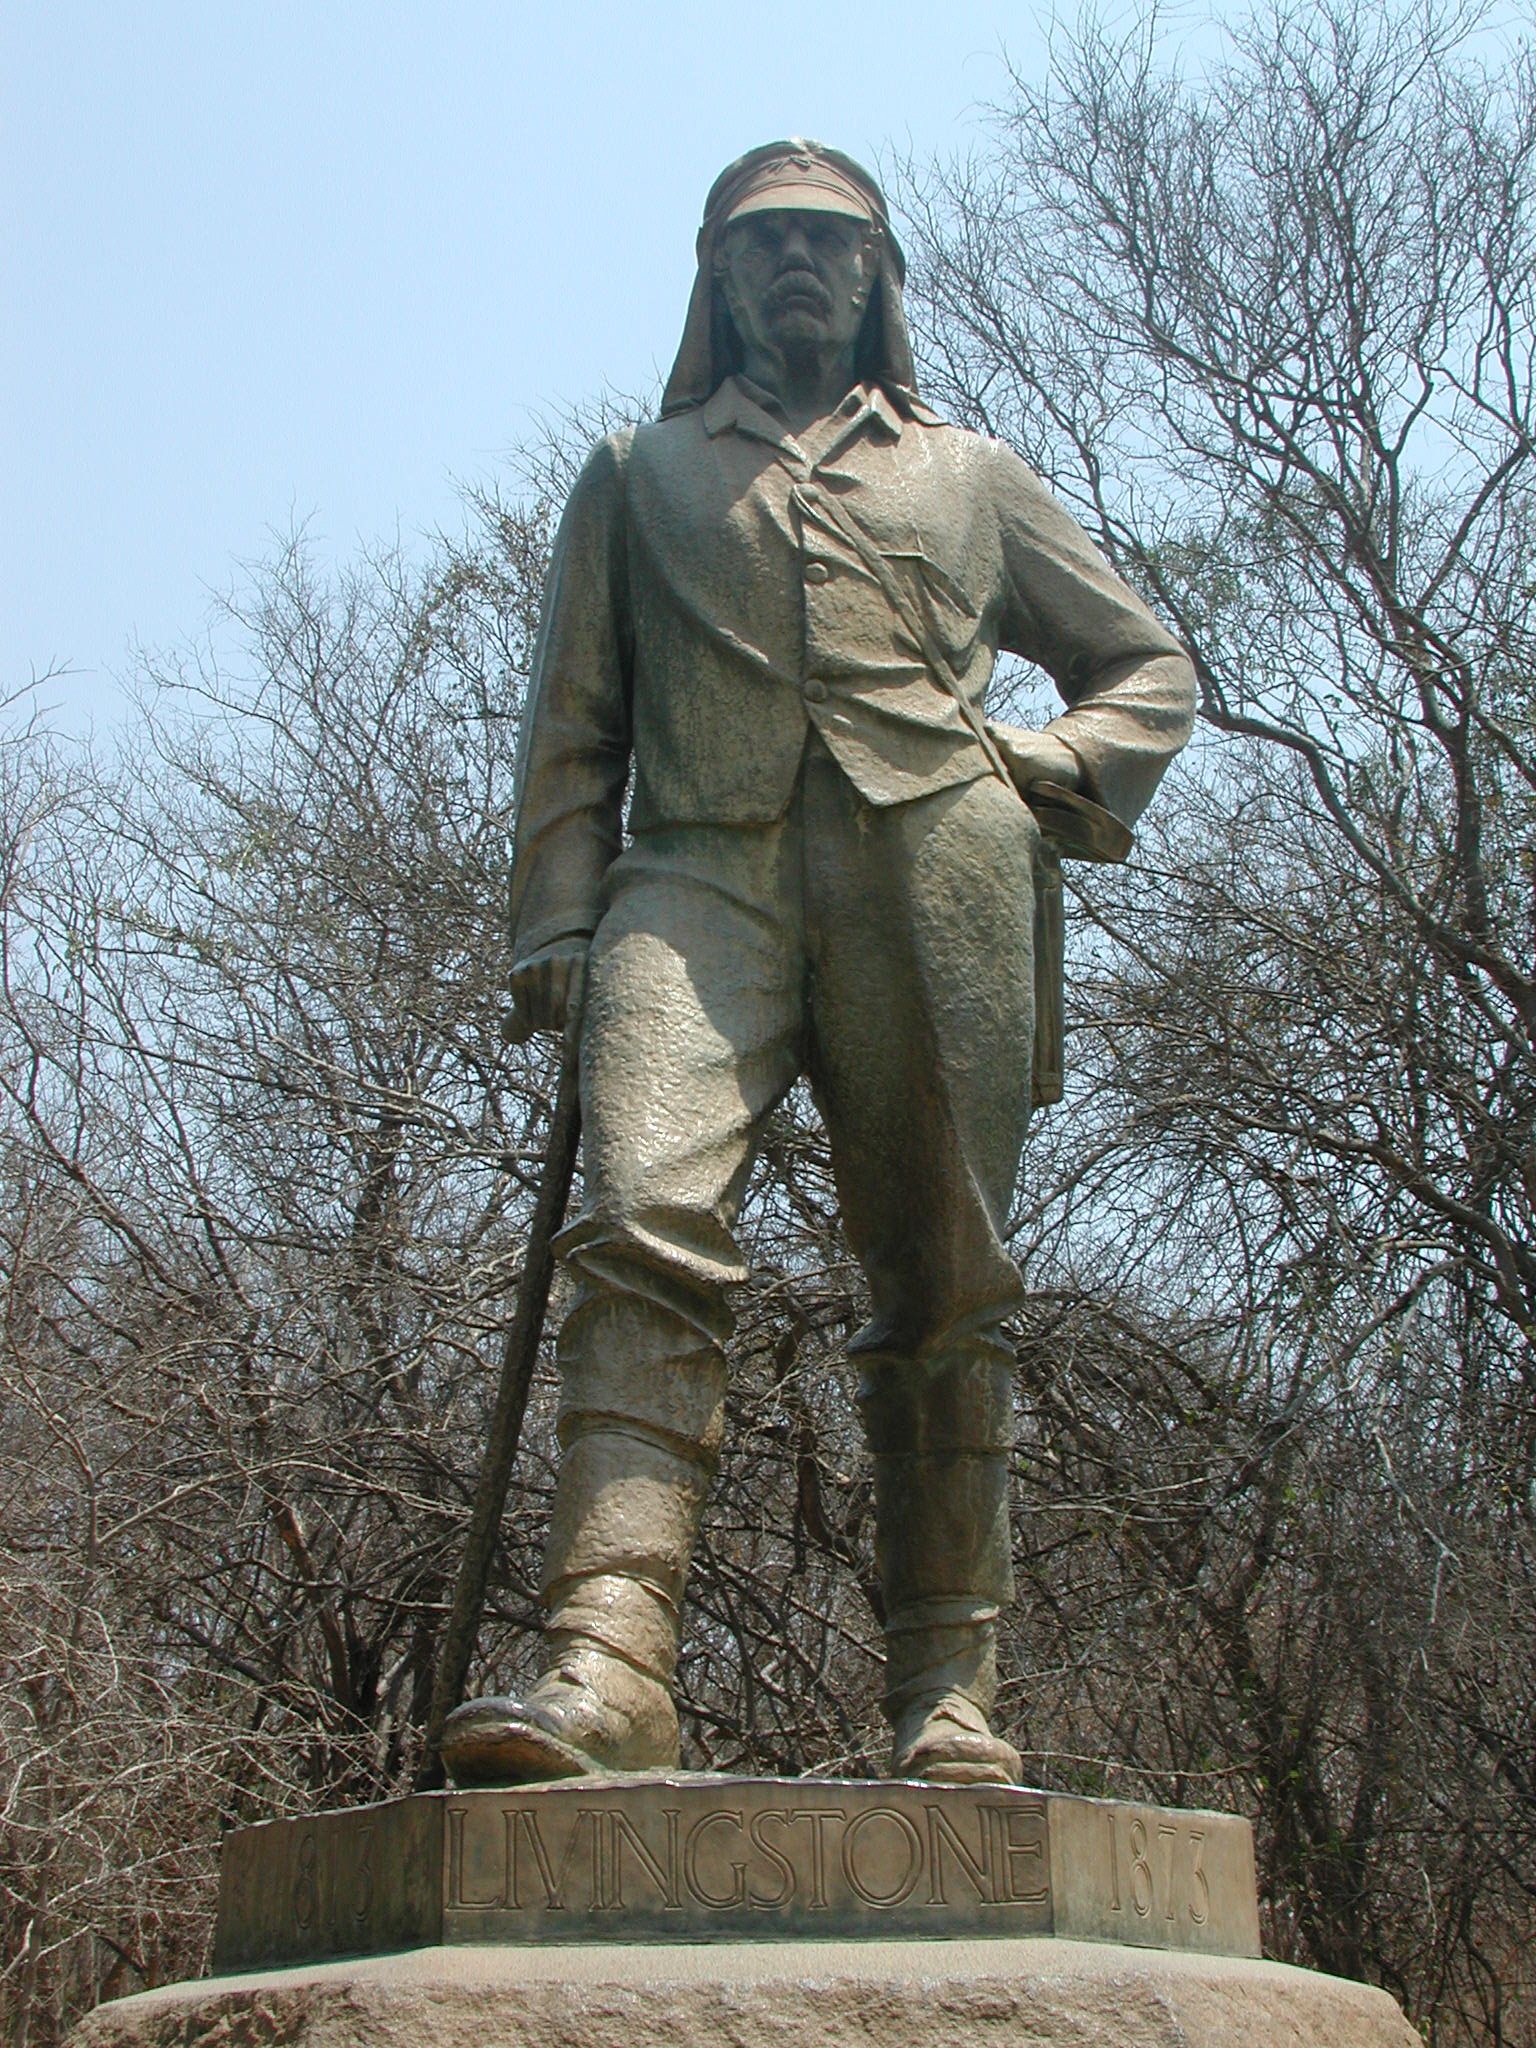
left=442, top=141, right=1195, bottom=1789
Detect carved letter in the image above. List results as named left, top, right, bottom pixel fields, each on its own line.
left=447, top=1806, right=505, bottom=1910
left=292, top=1830, right=319, bottom=1930
left=684, top=1809, right=748, bottom=1909
left=607, top=1808, right=682, bottom=1909
left=925, top=1803, right=993, bottom=1905
left=1129, top=1816, right=1154, bottom=1918
left=842, top=1807, right=924, bottom=1908
left=507, top=1805, right=598, bottom=1911
left=352, top=1823, right=375, bottom=1924
left=991, top=1802, right=1049, bottom=1906
left=1188, top=1829, right=1210, bottom=1926
left=786, top=1808, right=846, bottom=1911
left=1158, top=1821, right=1179, bottom=1921
left=747, top=1809, right=798, bottom=1910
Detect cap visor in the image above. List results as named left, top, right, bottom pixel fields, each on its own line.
left=724, top=177, right=872, bottom=223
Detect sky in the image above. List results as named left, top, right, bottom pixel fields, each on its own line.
left=4, top=0, right=1082, bottom=731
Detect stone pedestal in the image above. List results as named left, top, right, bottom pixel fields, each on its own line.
left=70, top=1935, right=1422, bottom=2048
left=210, top=1776, right=1261, bottom=1965
left=65, top=1781, right=1420, bottom=2047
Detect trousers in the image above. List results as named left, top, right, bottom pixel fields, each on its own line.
left=550, top=737, right=1039, bottom=1457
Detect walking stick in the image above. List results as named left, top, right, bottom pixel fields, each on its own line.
left=419, top=1042, right=581, bottom=1787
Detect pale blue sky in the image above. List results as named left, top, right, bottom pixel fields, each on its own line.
left=4, top=1, right=1070, bottom=726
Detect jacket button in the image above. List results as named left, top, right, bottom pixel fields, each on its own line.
left=804, top=677, right=829, bottom=703
left=804, top=561, right=831, bottom=584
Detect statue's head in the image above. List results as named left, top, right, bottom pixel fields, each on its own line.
left=715, top=203, right=878, bottom=383
left=661, top=140, right=920, bottom=418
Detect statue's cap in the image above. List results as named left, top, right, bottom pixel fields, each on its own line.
left=707, top=140, right=881, bottom=230
left=700, top=139, right=902, bottom=274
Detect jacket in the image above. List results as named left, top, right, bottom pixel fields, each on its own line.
left=508, top=377, right=1196, bottom=968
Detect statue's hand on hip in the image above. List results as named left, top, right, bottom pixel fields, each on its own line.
left=504, top=938, right=590, bottom=1048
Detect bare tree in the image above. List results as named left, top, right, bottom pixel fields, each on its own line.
left=0, top=496, right=885, bottom=2045
left=0, top=514, right=566, bottom=2038
left=900, top=3, right=1535, bottom=2038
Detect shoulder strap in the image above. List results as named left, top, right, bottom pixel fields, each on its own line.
left=797, top=481, right=1016, bottom=789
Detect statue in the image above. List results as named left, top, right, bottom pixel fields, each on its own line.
left=441, top=140, right=1195, bottom=1790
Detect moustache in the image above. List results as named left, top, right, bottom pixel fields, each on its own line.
left=765, top=268, right=833, bottom=315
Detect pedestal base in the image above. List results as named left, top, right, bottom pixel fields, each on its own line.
left=68, top=1936, right=1421, bottom=2048
left=209, top=1778, right=1262, bottom=1965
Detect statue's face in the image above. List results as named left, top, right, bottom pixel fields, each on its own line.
left=717, top=208, right=875, bottom=364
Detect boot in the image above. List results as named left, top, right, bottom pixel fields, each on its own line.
left=859, top=1347, right=1023, bottom=1787
left=440, top=1418, right=714, bottom=1783
left=441, top=1277, right=727, bottom=1787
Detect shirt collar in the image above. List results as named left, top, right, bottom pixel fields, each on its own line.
left=701, top=374, right=905, bottom=448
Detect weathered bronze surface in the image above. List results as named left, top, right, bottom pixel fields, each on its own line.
left=441, top=136, right=1199, bottom=1796
left=213, top=1780, right=1259, bottom=1968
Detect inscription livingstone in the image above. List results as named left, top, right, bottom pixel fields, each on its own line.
left=214, top=1778, right=1260, bottom=1967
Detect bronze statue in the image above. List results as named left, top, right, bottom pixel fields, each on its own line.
left=441, top=140, right=1195, bottom=1789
